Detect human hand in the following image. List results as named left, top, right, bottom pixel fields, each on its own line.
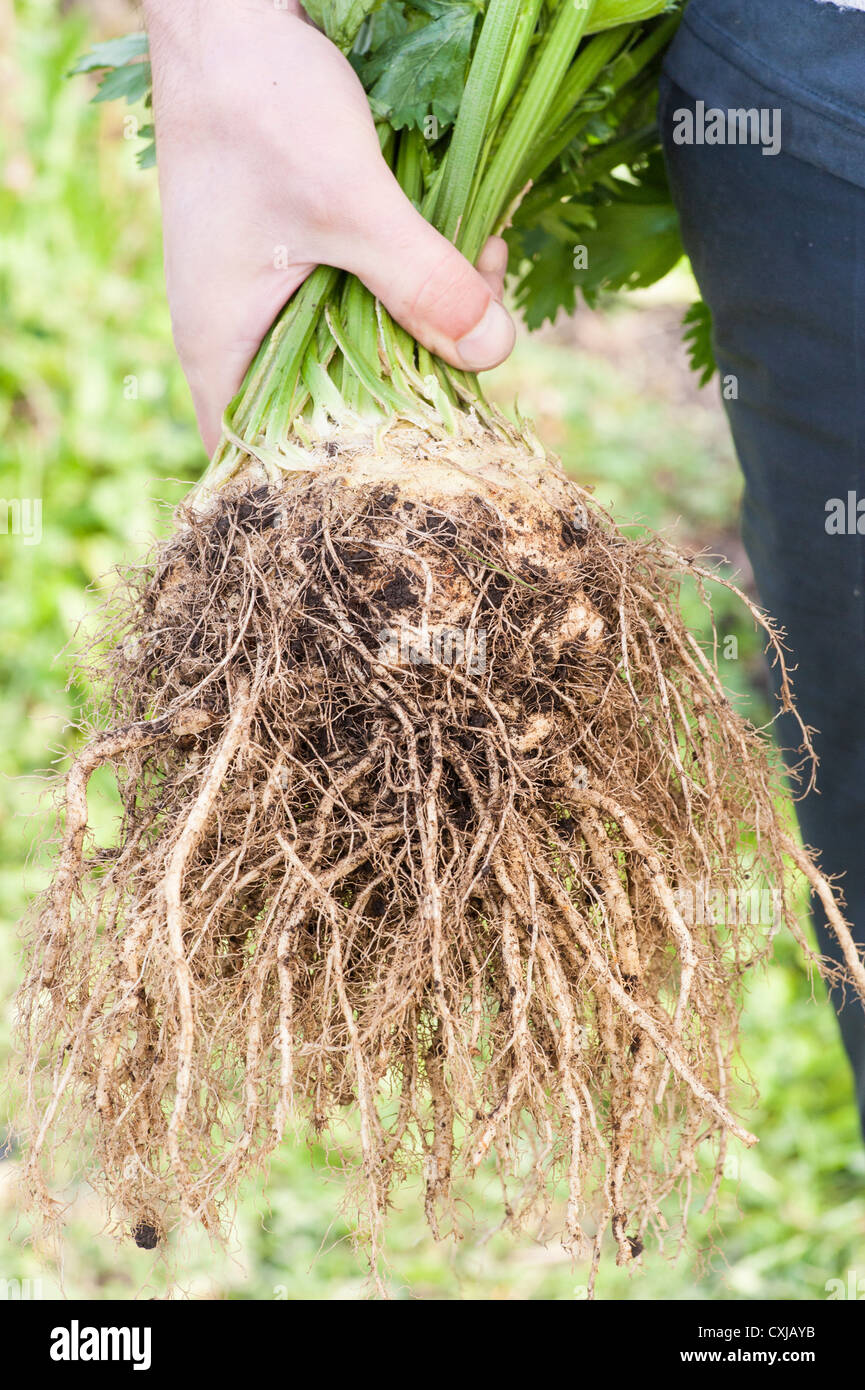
left=143, top=0, right=516, bottom=453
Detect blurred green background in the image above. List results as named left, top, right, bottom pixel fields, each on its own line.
left=1, top=0, right=863, bottom=1301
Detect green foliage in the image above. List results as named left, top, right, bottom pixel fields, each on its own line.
left=67, top=32, right=148, bottom=74
left=135, top=123, right=156, bottom=170
left=354, top=1, right=478, bottom=131
left=510, top=152, right=685, bottom=328
left=66, top=30, right=154, bottom=166
left=507, top=198, right=595, bottom=328
left=89, top=60, right=151, bottom=106
left=683, top=297, right=718, bottom=386
left=303, top=0, right=379, bottom=51
left=571, top=193, right=683, bottom=301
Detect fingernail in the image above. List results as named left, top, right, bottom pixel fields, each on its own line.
left=455, top=299, right=514, bottom=370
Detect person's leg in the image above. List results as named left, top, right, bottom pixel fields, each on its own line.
left=659, top=71, right=865, bottom=1128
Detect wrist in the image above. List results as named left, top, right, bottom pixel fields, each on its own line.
left=142, top=0, right=306, bottom=38
left=142, top=0, right=305, bottom=13
left=142, top=0, right=308, bottom=85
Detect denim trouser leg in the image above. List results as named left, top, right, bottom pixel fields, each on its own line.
left=659, top=70, right=865, bottom=1130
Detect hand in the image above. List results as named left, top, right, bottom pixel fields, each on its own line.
left=143, top=0, right=516, bottom=453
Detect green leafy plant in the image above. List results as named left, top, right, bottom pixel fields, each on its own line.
left=22, top=0, right=863, bottom=1296
left=68, top=32, right=155, bottom=167
left=682, top=297, right=718, bottom=386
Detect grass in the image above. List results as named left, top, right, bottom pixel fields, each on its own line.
left=0, top=0, right=862, bottom=1301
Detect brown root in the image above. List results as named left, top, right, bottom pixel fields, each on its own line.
left=16, top=426, right=865, bottom=1281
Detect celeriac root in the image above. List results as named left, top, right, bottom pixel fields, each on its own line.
left=17, top=424, right=865, bottom=1289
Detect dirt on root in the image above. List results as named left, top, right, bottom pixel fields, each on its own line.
left=16, top=429, right=862, bottom=1292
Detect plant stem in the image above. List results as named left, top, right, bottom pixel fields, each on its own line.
left=459, top=0, right=599, bottom=263
left=432, top=0, right=523, bottom=244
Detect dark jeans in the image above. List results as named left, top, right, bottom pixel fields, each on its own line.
left=659, top=0, right=865, bottom=1129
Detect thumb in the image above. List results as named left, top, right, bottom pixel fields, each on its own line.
left=345, top=171, right=515, bottom=373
